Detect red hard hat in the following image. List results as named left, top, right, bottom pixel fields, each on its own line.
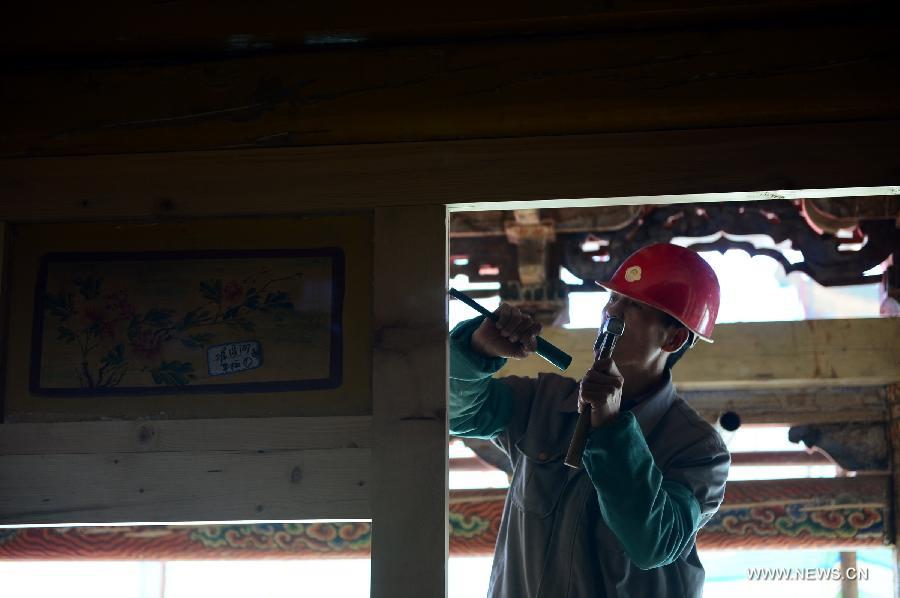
left=595, top=243, right=720, bottom=342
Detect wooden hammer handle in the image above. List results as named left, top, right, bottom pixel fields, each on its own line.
left=564, top=410, right=595, bottom=468
left=564, top=319, right=623, bottom=469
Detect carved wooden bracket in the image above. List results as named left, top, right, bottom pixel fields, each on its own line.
left=788, top=423, right=889, bottom=472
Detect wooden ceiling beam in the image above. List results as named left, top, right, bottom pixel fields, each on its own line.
left=1, top=121, right=898, bottom=221
left=1, top=0, right=886, bottom=62
left=2, top=14, right=898, bottom=159
left=685, top=386, right=889, bottom=425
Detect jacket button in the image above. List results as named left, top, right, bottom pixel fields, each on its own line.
left=538, top=452, right=548, bottom=461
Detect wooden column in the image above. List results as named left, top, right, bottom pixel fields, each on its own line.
left=837, top=467, right=860, bottom=598
left=0, top=221, right=8, bottom=422
left=372, top=206, right=449, bottom=598
left=840, top=551, right=859, bottom=597
left=888, top=384, right=900, bottom=598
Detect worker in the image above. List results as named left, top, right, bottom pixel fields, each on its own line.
left=449, top=243, right=731, bottom=597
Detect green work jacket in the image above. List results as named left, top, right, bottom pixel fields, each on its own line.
left=449, top=316, right=730, bottom=598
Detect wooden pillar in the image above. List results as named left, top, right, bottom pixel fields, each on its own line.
left=836, top=468, right=860, bottom=598
left=371, top=206, right=449, bottom=598
left=840, top=551, right=859, bottom=598
left=0, top=221, right=8, bottom=423
left=888, top=384, right=900, bottom=598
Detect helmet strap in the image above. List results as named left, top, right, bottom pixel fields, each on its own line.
left=665, top=331, right=694, bottom=370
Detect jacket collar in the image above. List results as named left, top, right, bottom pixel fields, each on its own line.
left=559, top=369, right=676, bottom=438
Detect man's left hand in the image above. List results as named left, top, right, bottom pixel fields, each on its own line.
left=578, top=358, right=624, bottom=428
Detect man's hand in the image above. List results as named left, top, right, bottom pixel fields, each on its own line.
left=578, top=358, right=624, bottom=428
left=471, top=303, right=542, bottom=359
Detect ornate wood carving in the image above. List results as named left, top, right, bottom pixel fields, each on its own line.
left=451, top=198, right=898, bottom=293
left=561, top=200, right=894, bottom=288
left=789, top=423, right=890, bottom=472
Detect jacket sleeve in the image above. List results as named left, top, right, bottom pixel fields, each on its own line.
left=448, top=316, right=514, bottom=439
left=582, top=412, right=729, bottom=570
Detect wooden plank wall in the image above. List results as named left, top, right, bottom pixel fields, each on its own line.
left=0, top=205, right=452, bottom=598
left=2, top=216, right=374, bottom=423
left=0, top=417, right=372, bottom=525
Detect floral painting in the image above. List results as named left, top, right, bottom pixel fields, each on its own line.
left=30, top=249, right=344, bottom=395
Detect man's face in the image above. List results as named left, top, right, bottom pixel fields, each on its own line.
left=593, top=292, right=671, bottom=367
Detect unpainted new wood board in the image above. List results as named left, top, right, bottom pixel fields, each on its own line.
left=0, top=447, right=370, bottom=526
left=0, top=416, right=372, bottom=455
left=497, top=318, right=900, bottom=389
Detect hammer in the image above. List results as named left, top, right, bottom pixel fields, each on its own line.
left=564, top=316, right=625, bottom=469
